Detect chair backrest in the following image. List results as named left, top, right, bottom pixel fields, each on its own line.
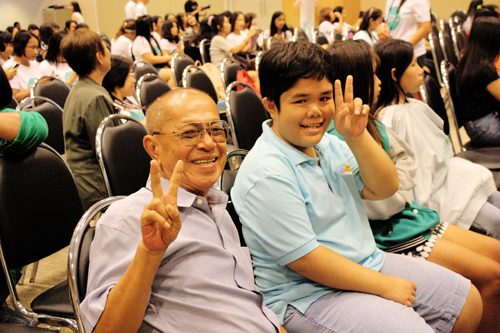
left=133, top=60, right=158, bottom=82
left=255, top=51, right=263, bottom=74
left=292, top=27, right=309, bottom=42
left=16, top=96, right=65, bottom=155
left=7, top=96, right=18, bottom=109
left=423, top=73, right=450, bottom=135
left=171, top=53, right=194, bottom=88
left=135, top=73, right=171, bottom=108
left=431, top=24, right=439, bottom=36
left=449, top=27, right=461, bottom=60
left=0, top=144, right=84, bottom=322
left=316, top=32, right=329, bottom=46
left=225, top=81, right=268, bottom=150
left=221, top=58, right=243, bottom=89
left=440, top=60, right=464, bottom=150
left=182, top=65, right=218, bottom=103
left=455, top=26, right=467, bottom=55
left=428, top=32, right=445, bottom=86
left=68, top=196, right=125, bottom=333
left=439, top=31, right=459, bottom=68
left=96, top=114, right=150, bottom=197
left=31, top=76, right=71, bottom=109
left=440, top=19, right=452, bottom=36
left=199, top=39, right=211, bottom=64
left=220, top=149, right=248, bottom=247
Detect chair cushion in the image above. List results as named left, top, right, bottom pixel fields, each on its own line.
left=31, top=281, right=74, bottom=318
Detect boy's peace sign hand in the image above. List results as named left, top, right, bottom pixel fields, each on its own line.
left=140, top=160, right=184, bottom=253
left=333, top=76, right=371, bottom=141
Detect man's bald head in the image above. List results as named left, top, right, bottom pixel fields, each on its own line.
left=146, top=88, right=214, bottom=135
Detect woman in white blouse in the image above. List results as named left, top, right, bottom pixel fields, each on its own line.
left=39, top=31, right=78, bottom=86
left=353, top=8, right=384, bottom=47
left=227, top=12, right=258, bottom=51
left=111, top=19, right=136, bottom=61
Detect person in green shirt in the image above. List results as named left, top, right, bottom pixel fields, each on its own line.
left=0, top=66, right=48, bottom=156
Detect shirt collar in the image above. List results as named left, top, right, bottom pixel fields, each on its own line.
left=145, top=175, right=228, bottom=208
left=261, top=119, right=329, bottom=166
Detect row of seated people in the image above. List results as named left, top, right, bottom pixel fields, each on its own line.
left=74, top=39, right=500, bottom=333
left=1, top=10, right=499, bottom=332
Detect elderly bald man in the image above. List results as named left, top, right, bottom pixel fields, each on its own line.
left=80, top=88, right=285, bottom=333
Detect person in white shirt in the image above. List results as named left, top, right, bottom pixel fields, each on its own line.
left=385, top=0, right=432, bottom=67
left=132, top=15, right=174, bottom=86
left=160, top=20, right=183, bottom=55
left=261, top=11, right=292, bottom=44
left=111, top=20, right=136, bottom=61
left=353, top=8, right=384, bottom=47
left=39, top=31, right=78, bottom=87
left=125, top=0, right=139, bottom=20
left=332, top=6, right=353, bottom=36
left=227, top=12, right=259, bottom=51
left=0, top=32, right=13, bottom=66
left=2, top=31, right=42, bottom=102
left=135, top=0, right=149, bottom=17
left=318, top=7, right=335, bottom=45
left=70, top=2, right=85, bottom=24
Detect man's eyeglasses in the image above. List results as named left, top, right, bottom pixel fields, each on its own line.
left=153, top=120, right=230, bottom=146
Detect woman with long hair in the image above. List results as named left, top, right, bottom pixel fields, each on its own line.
left=227, top=11, right=258, bottom=51
left=262, top=11, right=292, bottom=43
left=39, top=31, right=78, bottom=86
left=329, top=38, right=500, bottom=333
left=456, top=15, right=500, bottom=146
left=102, top=56, right=144, bottom=122
left=160, top=20, right=183, bottom=55
left=353, top=8, right=384, bottom=47
left=2, top=31, right=41, bottom=102
left=70, top=1, right=85, bottom=24
left=132, top=15, right=174, bottom=86
left=111, top=19, right=136, bottom=61
left=374, top=38, right=500, bottom=244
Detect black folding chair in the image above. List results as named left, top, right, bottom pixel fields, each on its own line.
left=68, top=196, right=125, bottom=333
left=30, top=76, right=71, bottom=109
left=16, top=96, right=65, bottom=155
left=439, top=31, right=459, bottom=68
left=171, top=53, right=194, bottom=88
left=199, top=39, right=211, bottom=64
left=96, top=114, right=150, bottom=197
left=182, top=65, right=218, bottom=104
left=221, top=58, right=243, bottom=89
left=224, top=82, right=268, bottom=150
left=135, top=73, right=171, bottom=108
left=0, top=143, right=84, bottom=332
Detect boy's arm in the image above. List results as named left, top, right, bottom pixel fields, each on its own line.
left=287, top=245, right=416, bottom=307
left=334, top=77, right=398, bottom=200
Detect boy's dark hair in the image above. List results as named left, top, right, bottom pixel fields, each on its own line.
left=28, top=24, right=39, bottom=32
left=102, top=56, right=133, bottom=97
left=60, top=29, right=105, bottom=76
left=374, top=39, right=414, bottom=110
left=13, top=31, right=38, bottom=57
left=259, top=41, right=334, bottom=111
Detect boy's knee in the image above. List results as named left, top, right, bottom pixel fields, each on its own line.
left=451, top=283, right=482, bottom=333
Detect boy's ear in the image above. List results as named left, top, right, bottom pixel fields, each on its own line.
left=391, top=68, right=397, bottom=82
left=263, top=97, right=278, bottom=119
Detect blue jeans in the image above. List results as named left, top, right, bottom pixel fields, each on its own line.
left=464, top=111, right=500, bottom=146
left=283, top=253, right=469, bottom=333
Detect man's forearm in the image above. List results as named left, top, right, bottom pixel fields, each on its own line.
left=93, top=242, right=165, bottom=333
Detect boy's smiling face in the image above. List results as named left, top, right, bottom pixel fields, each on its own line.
left=264, top=77, right=334, bottom=158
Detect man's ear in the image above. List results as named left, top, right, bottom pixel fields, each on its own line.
left=95, top=51, right=104, bottom=66
left=143, top=135, right=160, bottom=160
left=391, top=68, right=397, bottom=82
left=263, top=97, right=278, bottom=120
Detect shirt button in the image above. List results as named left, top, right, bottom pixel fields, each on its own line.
left=197, top=199, right=203, bottom=205
left=413, top=209, right=419, bottom=214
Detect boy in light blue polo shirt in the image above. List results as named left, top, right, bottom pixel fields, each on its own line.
left=231, top=42, right=481, bottom=333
